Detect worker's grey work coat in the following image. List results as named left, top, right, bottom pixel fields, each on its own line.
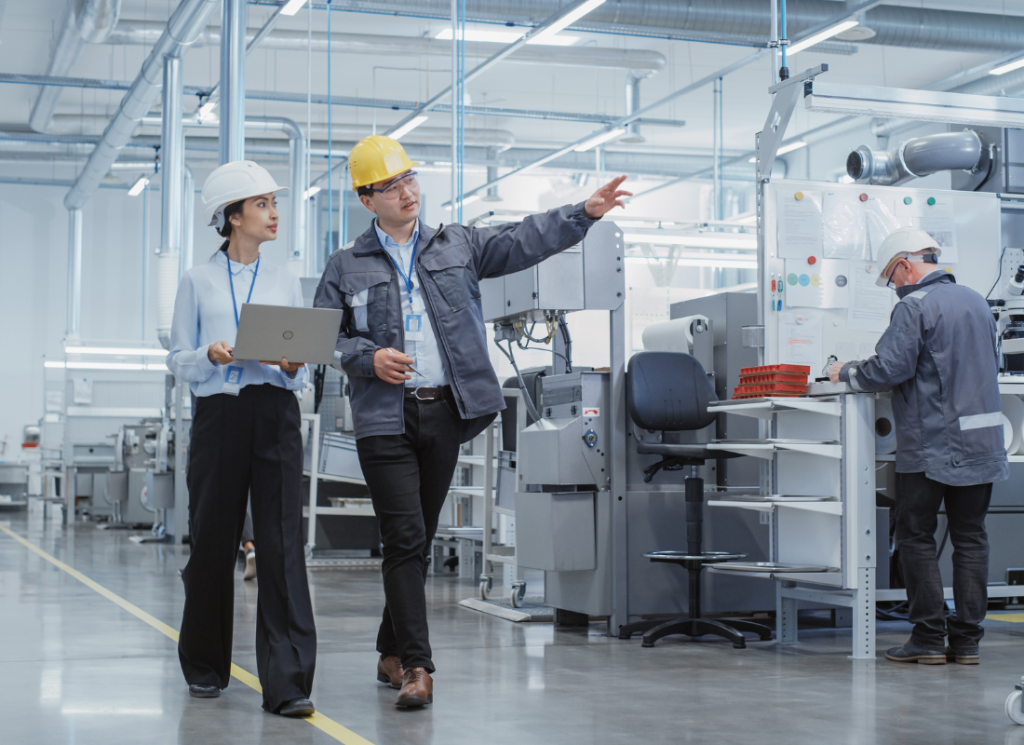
left=839, top=272, right=1008, bottom=486
left=314, top=202, right=597, bottom=440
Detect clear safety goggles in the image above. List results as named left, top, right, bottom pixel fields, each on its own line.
left=883, top=252, right=939, bottom=288
left=370, top=171, right=419, bottom=200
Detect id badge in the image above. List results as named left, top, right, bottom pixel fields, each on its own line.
left=404, top=313, right=425, bottom=342
left=223, top=365, right=244, bottom=396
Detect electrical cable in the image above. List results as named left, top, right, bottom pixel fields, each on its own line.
left=495, top=338, right=541, bottom=422
left=986, top=246, right=1009, bottom=299
left=558, top=313, right=573, bottom=373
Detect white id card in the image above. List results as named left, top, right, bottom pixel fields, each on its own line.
left=223, top=365, right=244, bottom=396
left=404, top=313, right=425, bottom=341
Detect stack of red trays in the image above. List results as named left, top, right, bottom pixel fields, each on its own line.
left=732, top=364, right=810, bottom=399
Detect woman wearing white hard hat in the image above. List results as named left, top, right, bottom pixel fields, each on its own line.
left=166, top=160, right=317, bottom=716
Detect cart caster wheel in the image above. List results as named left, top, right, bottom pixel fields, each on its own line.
left=1006, top=690, right=1024, bottom=725
left=733, top=642, right=747, bottom=649
left=479, top=577, right=493, bottom=601
left=510, top=581, right=526, bottom=608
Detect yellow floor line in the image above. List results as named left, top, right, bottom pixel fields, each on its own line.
left=987, top=613, right=1024, bottom=623
left=0, top=523, right=375, bottom=745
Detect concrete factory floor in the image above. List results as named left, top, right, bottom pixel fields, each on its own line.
left=3, top=506, right=1024, bottom=745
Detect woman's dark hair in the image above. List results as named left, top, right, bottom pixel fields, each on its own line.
left=217, top=200, right=246, bottom=252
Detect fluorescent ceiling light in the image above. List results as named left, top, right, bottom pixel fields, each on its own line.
left=445, top=194, right=483, bottom=210
left=749, top=140, right=807, bottom=162
left=434, top=28, right=580, bottom=46
left=531, top=0, right=607, bottom=45
left=64, top=346, right=169, bottom=357
left=626, top=255, right=758, bottom=270
left=990, top=57, right=1024, bottom=76
left=788, top=19, right=860, bottom=55
left=127, top=176, right=149, bottom=196
left=574, top=127, right=626, bottom=152
left=623, top=232, right=757, bottom=250
left=303, top=185, right=321, bottom=200
left=390, top=115, right=429, bottom=141
left=46, top=361, right=166, bottom=372
left=198, top=100, right=218, bottom=119
left=279, top=0, right=308, bottom=16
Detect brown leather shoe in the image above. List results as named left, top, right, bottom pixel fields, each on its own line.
left=376, top=655, right=404, bottom=689
left=395, top=667, right=433, bottom=708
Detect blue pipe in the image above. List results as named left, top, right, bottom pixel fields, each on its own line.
left=326, top=0, right=333, bottom=260
left=780, top=0, right=788, bottom=76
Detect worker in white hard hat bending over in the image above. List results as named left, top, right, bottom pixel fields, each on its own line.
left=167, top=161, right=317, bottom=717
left=315, top=135, right=630, bottom=707
left=829, top=226, right=1008, bottom=666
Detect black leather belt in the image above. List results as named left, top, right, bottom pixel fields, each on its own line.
left=404, top=385, right=452, bottom=402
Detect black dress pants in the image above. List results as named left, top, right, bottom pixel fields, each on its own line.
left=895, top=471, right=992, bottom=651
left=179, top=384, right=317, bottom=713
left=356, top=396, right=463, bottom=672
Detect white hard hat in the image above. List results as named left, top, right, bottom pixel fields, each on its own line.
left=874, top=226, right=941, bottom=287
left=201, top=160, right=287, bottom=229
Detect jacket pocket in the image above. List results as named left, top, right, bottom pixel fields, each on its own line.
left=342, top=271, right=392, bottom=335
left=423, top=243, right=478, bottom=313
left=956, top=411, right=1006, bottom=467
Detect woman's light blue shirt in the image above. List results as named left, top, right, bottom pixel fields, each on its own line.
left=166, top=250, right=309, bottom=397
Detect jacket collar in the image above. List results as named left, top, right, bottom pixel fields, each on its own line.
left=895, top=270, right=954, bottom=299
left=352, top=221, right=442, bottom=258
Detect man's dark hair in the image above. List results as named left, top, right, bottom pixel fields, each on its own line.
left=356, top=184, right=374, bottom=198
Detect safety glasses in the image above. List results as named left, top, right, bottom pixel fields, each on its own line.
left=371, top=171, right=419, bottom=200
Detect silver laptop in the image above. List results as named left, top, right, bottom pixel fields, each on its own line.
left=232, top=304, right=343, bottom=366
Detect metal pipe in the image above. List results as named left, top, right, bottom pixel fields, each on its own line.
left=220, top=0, right=246, bottom=163
left=622, top=73, right=644, bottom=144
left=183, top=165, right=195, bottom=272
left=160, top=56, right=184, bottom=258
left=66, top=208, right=83, bottom=340
left=106, top=22, right=668, bottom=73
left=713, top=77, right=723, bottom=221
left=30, top=0, right=121, bottom=133
left=847, top=130, right=984, bottom=186
left=63, top=0, right=220, bottom=210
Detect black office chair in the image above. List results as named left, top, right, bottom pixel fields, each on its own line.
left=618, top=351, right=773, bottom=649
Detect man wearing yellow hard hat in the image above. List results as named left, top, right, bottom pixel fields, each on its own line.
left=314, top=134, right=629, bottom=707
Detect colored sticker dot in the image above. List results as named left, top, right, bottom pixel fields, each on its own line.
left=904, top=196, right=913, bottom=205
left=787, top=273, right=798, bottom=286
left=859, top=193, right=868, bottom=202
left=927, top=197, right=936, bottom=206
left=798, top=274, right=810, bottom=287
left=794, top=192, right=804, bottom=201
left=810, top=274, right=821, bottom=288
left=807, top=256, right=817, bottom=265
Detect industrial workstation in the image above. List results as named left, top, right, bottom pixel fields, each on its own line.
left=6, top=0, right=1024, bottom=742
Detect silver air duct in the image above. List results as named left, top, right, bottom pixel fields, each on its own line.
left=622, top=73, right=645, bottom=144
left=847, top=130, right=985, bottom=186
left=64, top=0, right=219, bottom=211
left=30, top=0, right=122, bottom=132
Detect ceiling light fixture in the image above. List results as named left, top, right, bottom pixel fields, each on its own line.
left=45, top=361, right=167, bottom=372
left=748, top=140, right=807, bottom=162
left=198, top=100, right=218, bottom=119
left=303, top=185, right=322, bottom=200
left=787, top=19, right=860, bottom=55
left=64, top=345, right=169, bottom=357
left=434, top=28, right=580, bottom=46
left=445, top=194, right=482, bottom=210
left=990, top=57, right=1024, bottom=76
left=622, top=233, right=757, bottom=250
left=279, top=0, right=308, bottom=16
left=531, top=0, right=607, bottom=45
left=127, top=176, right=150, bottom=196
left=390, top=115, right=430, bottom=141
left=574, top=127, right=626, bottom=152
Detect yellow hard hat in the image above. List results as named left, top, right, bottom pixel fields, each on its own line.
left=349, top=135, right=419, bottom=191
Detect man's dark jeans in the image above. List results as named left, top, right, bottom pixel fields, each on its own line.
left=895, top=471, right=992, bottom=651
left=356, top=396, right=463, bottom=672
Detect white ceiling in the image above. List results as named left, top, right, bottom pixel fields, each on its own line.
left=0, top=1, right=1021, bottom=173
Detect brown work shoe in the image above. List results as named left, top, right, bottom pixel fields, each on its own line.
left=376, top=655, right=404, bottom=689
left=395, top=667, right=433, bottom=708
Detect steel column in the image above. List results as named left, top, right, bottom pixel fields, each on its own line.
left=160, top=55, right=184, bottom=258
left=66, top=208, right=83, bottom=340
left=713, top=76, right=723, bottom=221
left=220, top=0, right=246, bottom=163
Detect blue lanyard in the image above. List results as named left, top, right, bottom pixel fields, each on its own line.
left=227, top=255, right=260, bottom=327
left=377, top=230, right=417, bottom=307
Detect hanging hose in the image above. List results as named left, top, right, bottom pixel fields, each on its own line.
left=496, top=339, right=542, bottom=423
left=779, top=0, right=789, bottom=80
left=558, top=313, right=573, bottom=373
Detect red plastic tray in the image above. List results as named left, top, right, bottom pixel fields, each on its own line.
left=733, top=382, right=808, bottom=395
left=739, top=364, right=811, bottom=376
left=731, top=392, right=803, bottom=400
left=738, top=372, right=808, bottom=384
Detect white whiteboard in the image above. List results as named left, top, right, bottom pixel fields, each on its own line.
left=763, top=180, right=1002, bottom=374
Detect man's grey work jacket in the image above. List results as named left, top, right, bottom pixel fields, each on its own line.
left=839, top=272, right=1008, bottom=487
left=314, top=202, right=598, bottom=440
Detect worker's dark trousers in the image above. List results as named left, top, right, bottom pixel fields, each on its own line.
left=179, top=384, right=317, bottom=713
left=895, top=471, right=992, bottom=651
left=356, top=396, right=465, bottom=672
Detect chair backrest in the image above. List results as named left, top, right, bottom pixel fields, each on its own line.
left=626, top=351, right=718, bottom=432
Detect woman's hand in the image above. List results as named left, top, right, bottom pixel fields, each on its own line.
left=584, top=175, right=632, bottom=219
left=260, top=357, right=305, bottom=375
left=208, top=341, right=235, bottom=365
left=374, top=347, right=414, bottom=385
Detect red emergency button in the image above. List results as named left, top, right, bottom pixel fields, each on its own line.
left=808, top=256, right=817, bottom=265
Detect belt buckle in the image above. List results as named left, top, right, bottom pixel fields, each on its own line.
left=413, top=386, right=434, bottom=401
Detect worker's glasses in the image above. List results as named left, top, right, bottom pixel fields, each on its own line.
left=372, top=171, right=419, bottom=200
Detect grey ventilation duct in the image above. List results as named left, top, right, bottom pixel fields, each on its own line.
left=64, top=0, right=219, bottom=210
left=30, top=0, right=122, bottom=133
left=621, top=73, right=645, bottom=145
left=847, top=130, right=986, bottom=186
left=328, top=0, right=1024, bottom=55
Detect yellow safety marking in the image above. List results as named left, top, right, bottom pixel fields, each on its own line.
left=0, top=523, right=375, bottom=745
left=987, top=613, right=1024, bottom=623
